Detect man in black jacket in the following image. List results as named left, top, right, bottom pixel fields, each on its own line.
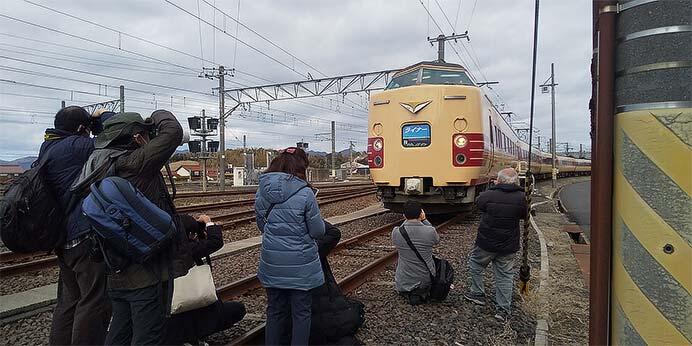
left=463, top=168, right=527, bottom=322
left=40, top=106, right=109, bottom=345
left=72, top=110, right=183, bottom=345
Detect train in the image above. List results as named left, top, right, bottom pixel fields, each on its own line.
left=367, top=61, right=591, bottom=213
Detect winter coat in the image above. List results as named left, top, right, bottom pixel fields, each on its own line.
left=72, top=110, right=183, bottom=289
left=255, top=172, right=325, bottom=290
left=39, top=126, right=101, bottom=242
left=392, top=219, right=440, bottom=292
left=170, top=219, right=224, bottom=279
left=475, top=183, right=527, bottom=254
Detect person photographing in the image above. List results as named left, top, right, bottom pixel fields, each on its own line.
left=392, top=201, right=440, bottom=305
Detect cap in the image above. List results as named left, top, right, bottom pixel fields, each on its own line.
left=94, top=112, right=153, bottom=149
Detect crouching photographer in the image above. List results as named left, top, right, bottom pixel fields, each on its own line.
left=164, top=214, right=246, bottom=345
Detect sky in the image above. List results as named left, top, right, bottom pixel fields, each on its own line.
left=0, top=0, right=593, bottom=160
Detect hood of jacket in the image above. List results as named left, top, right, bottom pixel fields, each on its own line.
left=491, top=183, right=524, bottom=193
left=258, top=172, right=309, bottom=204
left=44, top=128, right=77, bottom=141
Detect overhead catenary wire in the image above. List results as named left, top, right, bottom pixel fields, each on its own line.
left=1, top=55, right=214, bottom=95
left=0, top=13, right=199, bottom=73
left=200, top=0, right=326, bottom=77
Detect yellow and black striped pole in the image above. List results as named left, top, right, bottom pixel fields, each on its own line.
left=609, top=0, right=691, bottom=344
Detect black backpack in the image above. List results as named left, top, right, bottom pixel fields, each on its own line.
left=0, top=155, right=66, bottom=253
left=399, top=225, right=455, bottom=302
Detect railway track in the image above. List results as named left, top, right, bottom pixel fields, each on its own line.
left=0, top=188, right=377, bottom=277
left=219, top=214, right=462, bottom=345
left=177, top=186, right=376, bottom=213
left=175, top=182, right=372, bottom=199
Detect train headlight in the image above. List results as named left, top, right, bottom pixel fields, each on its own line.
left=454, top=134, right=468, bottom=148
left=373, top=138, right=384, bottom=151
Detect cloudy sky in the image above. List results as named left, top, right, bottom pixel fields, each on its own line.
left=0, top=0, right=593, bottom=160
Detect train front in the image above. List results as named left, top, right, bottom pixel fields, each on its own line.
left=367, top=61, right=488, bottom=213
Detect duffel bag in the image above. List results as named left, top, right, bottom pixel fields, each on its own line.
left=82, top=176, right=176, bottom=264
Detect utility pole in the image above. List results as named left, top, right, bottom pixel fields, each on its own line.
left=427, top=32, right=469, bottom=62
left=331, top=121, right=336, bottom=180
left=119, top=85, right=125, bottom=113
left=540, top=63, right=558, bottom=186
left=61, top=100, right=65, bottom=109
left=348, top=140, right=355, bottom=178
left=200, top=66, right=232, bottom=190
left=218, top=66, right=226, bottom=190
left=537, top=135, right=541, bottom=151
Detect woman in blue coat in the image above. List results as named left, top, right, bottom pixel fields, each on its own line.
left=255, top=147, right=325, bottom=345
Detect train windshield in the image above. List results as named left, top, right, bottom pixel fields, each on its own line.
left=421, top=69, right=474, bottom=86
left=385, top=70, right=418, bottom=89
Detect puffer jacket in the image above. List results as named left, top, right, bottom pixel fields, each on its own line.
left=255, top=172, right=325, bottom=290
left=475, top=183, right=527, bottom=254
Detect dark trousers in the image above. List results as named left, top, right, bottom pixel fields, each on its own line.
left=105, top=284, right=165, bottom=346
left=163, top=300, right=246, bottom=344
left=265, top=288, right=312, bottom=346
left=49, top=239, right=110, bottom=345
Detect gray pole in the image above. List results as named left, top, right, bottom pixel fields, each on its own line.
left=218, top=65, right=226, bottom=190
left=330, top=121, right=336, bottom=180
left=119, top=85, right=125, bottom=113
left=61, top=100, right=65, bottom=109
left=349, top=141, right=354, bottom=178
left=550, top=63, right=557, bottom=187
left=201, top=109, right=208, bottom=192
left=436, top=34, right=445, bottom=62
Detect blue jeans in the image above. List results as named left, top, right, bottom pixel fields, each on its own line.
left=265, top=288, right=312, bottom=346
left=468, top=244, right=517, bottom=313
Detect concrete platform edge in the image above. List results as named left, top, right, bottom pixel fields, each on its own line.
left=530, top=200, right=551, bottom=346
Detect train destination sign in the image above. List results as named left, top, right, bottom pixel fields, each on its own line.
left=402, top=123, right=431, bottom=147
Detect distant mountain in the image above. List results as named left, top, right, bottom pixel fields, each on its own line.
left=0, top=157, right=37, bottom=170
left=307, top=150, right=328, bottom=157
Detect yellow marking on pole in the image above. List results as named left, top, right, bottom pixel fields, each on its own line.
left=611, top=224, right=689, bottom=345
left=618, top=110, right=692, bottom=195
left=614, top=168, right=691, bottom=293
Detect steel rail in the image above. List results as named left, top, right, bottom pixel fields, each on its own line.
left=177, top=187, right=376, bottom=213
left=217, top=190, right=377, bottom=227
left=175, top=182, right=373, bottom=199
left=224, top=215, right=463, bottom=345
left=0, top=190, right=376, bottom=277
left=216, top=218, right=405, bottom=301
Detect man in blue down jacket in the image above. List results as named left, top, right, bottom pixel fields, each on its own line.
left=39, top=106, right=109, bottom=345
left=255, top=156, right=325, bottom=346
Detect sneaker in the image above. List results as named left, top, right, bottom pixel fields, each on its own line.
left=463, top=292, right=486, bottom=306
left=494, top=309, right=509, bottom=322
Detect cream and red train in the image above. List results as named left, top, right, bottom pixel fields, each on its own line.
left=367, top=61, right=590, bottom=213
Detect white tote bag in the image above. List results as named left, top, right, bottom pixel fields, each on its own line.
left=170, top=259, right=218, bottom=315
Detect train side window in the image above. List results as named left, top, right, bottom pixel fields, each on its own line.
left=489, top=117, right=494, bottom=144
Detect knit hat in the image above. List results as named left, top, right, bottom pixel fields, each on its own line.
left=54, top=106, right=91, bottom=133
left=94, top=112, right=153, bottom=149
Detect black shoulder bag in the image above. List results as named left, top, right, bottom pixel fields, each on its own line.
left=398, top=225, right=454, bottom=301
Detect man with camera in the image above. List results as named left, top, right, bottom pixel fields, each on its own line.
left=38, top=106, right=109, bottom=345
left=73, top=109, right=183, bottom=345
left=392, top=201, right=440, bottom=305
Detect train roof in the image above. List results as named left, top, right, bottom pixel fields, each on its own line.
left=394, top=60, right=468, bottom=77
